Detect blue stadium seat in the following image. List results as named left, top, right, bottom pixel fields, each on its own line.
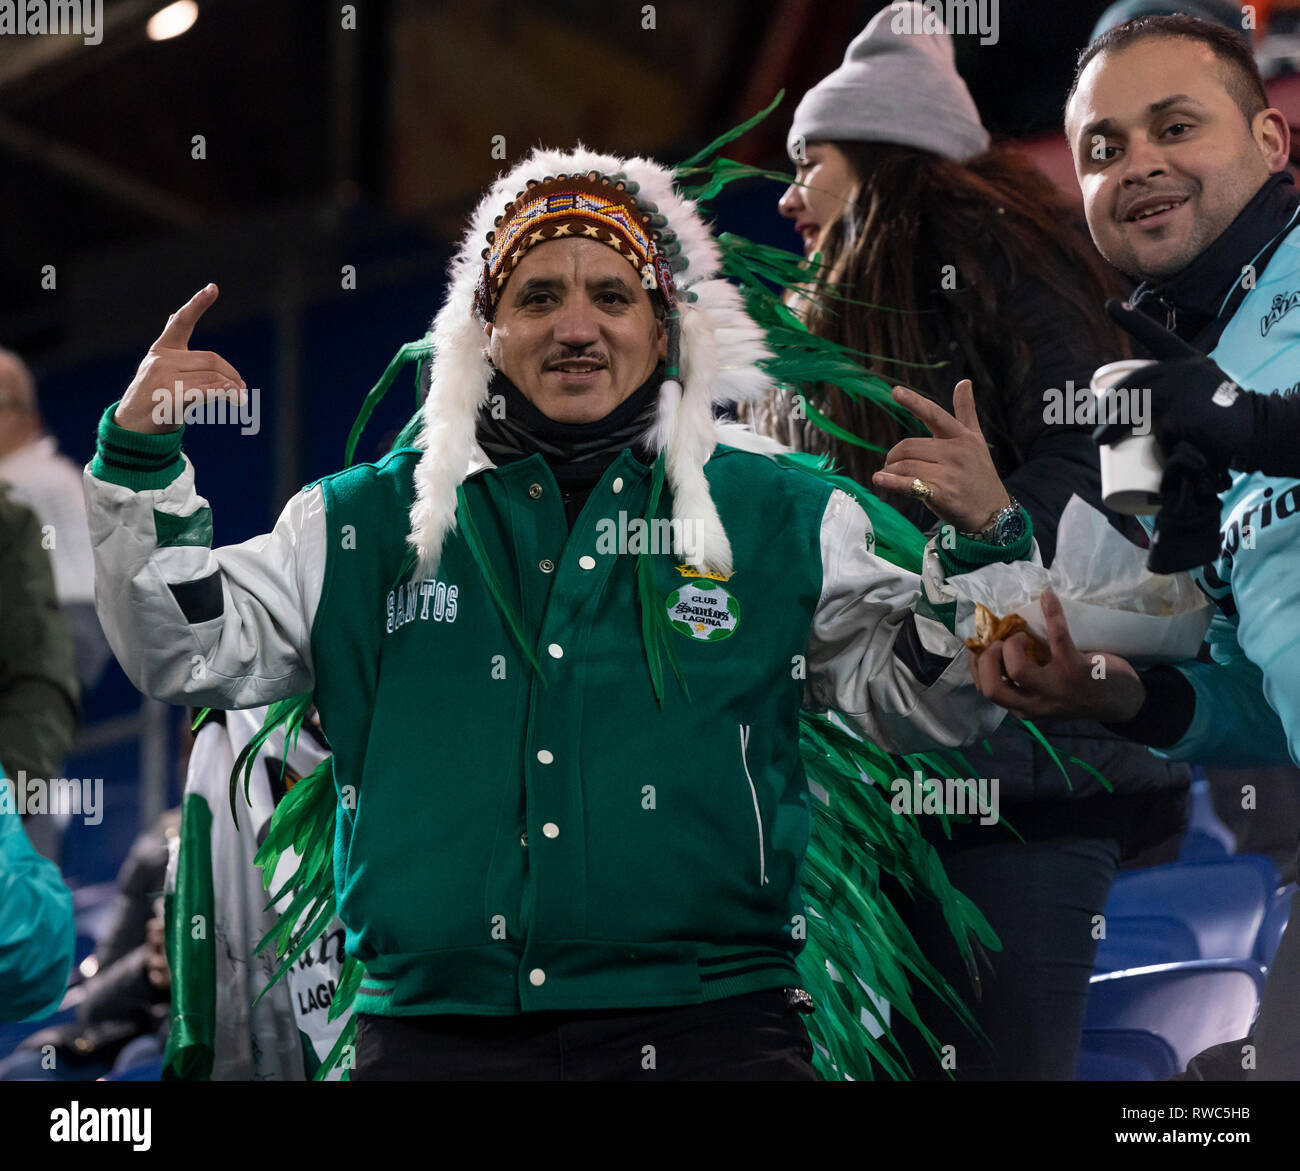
left=58, top=741, right=142, bottom=889
left=1105, top=856, right=1278, bottom=962
left=1077, top=1028, right=1180, bottom=1081
left=71, top=881, right=119, bottom=940
left=1178, top=827, right=1232, bottom=861
left=1254, top=884, right=1296, bottom=968
left=0, top=1006, right=75, bottom=1062
left=1084, top=959, right=1265, bottom=1071
left=1093, top=914, right=1200, bottom=973
left=1177, top=772, right=1235, bottom=860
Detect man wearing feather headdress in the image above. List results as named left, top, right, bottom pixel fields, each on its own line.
left=84, top=146, right=1038, bottom=1079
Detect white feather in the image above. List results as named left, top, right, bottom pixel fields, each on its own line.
left=407, top=286, right=492, bottom=578
left=667, top=298, right=732, bottom=576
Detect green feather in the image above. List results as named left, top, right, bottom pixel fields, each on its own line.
left=328, top=956, right=363, bottom=1024
left=344, top=334, right=435, bottom=468
left=228, top=693, right=314, bottom=822
left=1069, top=754, right=1116, bottom=794
left=314, top=1015, right=358, bottom=1082
left=455, top=483, right=547, bottom=681
left=674, top=89, right=787, bottom=172
left=635, top=452, right=689, bottom=706
left=1016, top=716, right=1073, bottom=785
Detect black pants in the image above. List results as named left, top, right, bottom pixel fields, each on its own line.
left=886, top=834, right=1121, bottom=1080
left=352, top=989, right=819, bottom=1081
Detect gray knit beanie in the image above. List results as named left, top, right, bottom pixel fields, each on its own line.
left=788, top=3, right=990, bottom=164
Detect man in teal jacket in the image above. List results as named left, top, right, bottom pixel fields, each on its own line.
left=0, top=772, right=75, bottom=1022
left=973, top=15, right=1300, bottom=1079
left=85, top=147, right=1038, bottom=1079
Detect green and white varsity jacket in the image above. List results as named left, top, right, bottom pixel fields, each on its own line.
left=84, top=404, right=1036, bottom=1017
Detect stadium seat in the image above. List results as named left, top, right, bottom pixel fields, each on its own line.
left=1254, top=883, right=1296, bottom=968
left=0, top=1006, right=76, bottom=1062
left=1178, top=827, right=1232, bottom=861
left=1084, top=959, right=1265, bottom=1071
left=71, top=880, right=119, bottom=940
left=1105, top=856, right=1278, bottom=962
left=1177, top=772, right=1235, bottom=860
left=1077, top=1028, right=1180, bottom=1081
left=1093, top=914, right=1199, bottom=973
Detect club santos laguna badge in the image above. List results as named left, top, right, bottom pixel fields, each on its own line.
left=666, top=579, right=740, bottom=641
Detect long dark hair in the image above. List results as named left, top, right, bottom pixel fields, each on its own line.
left=784, top=140, right=1131, bottom=485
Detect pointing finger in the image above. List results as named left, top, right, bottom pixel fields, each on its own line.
left=951, top=379, right=981, bottom=433
left=891, top=385, right=962, bottom=439
left=153, top=283, right=218, bottom=351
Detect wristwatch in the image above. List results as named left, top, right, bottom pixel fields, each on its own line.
left=961, top=496, right=1025, bottom=546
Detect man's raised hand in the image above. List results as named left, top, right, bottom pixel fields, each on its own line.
left=872, top=379, right=1012, bottom=534
left=113, top=284, right=247, bottom=434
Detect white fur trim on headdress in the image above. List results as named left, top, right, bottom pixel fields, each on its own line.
left=407, top=145, right=775, bottom=578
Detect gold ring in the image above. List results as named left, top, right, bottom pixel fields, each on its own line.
left=909, top=477, right=934, bottom=501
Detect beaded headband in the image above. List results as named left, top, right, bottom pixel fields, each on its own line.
left=474, top=170, right=683, bottom=321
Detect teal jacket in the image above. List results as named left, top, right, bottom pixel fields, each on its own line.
left=1139, top=216, right=1300, bottom=767
left=0, top=775, right=75, bottom=1021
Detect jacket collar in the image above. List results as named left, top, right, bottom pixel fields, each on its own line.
left=1129, top=171, right=1300, bottom=350
left=472, top=364, right=663, bottom=483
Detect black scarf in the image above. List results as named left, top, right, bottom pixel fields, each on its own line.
left=1130, top=171, right=1300, bottom=351
left=474, top=364, right=664, bottom=524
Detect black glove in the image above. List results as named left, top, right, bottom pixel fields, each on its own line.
left=1096, top=299, right=1255, bottom=469
left=1146, top=441, right=1232, bottom=575
left=1097, top=298, right=1300, bottom=478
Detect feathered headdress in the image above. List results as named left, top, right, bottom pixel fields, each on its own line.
left=407, top=145, right=780, bottom=581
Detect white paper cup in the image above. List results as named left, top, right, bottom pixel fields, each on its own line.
left=1092, top=359, right=1162, bottom=515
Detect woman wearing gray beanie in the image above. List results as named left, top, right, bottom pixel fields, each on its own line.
left=747, top=4, right=1192, bottom=1081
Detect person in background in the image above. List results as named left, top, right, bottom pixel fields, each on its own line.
left=0, top=486, right=79, bottom=865
left=0, top=765, right=75, bottom=1025
left=745, top=5, right=1190, bottom=1079
left=1089, top=0, right=1250, bottom=44
left=0, top=348, right=112, bottom=692
left=973, top=11, right=1300, bottom=1082
left=0, top=809, right=176, bottom=1081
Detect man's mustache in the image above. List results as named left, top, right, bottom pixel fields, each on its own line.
left=544, top=351, right=609, bottom=369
